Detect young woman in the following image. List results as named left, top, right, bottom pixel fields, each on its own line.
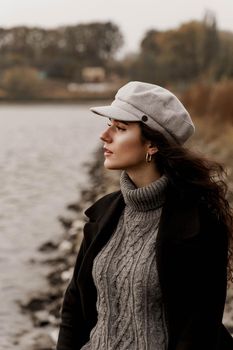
left=57, top=81, right=233, bottom=350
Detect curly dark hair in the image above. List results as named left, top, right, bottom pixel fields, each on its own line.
left=139, top=122, right=233, bottom=284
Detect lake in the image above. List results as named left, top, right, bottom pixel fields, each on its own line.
left=0, top=103, right=107, bottom=349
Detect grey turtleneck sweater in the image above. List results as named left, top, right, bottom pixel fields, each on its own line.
left=81, top=171, right=169, bottom=350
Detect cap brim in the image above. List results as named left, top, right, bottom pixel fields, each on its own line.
left=90, top=105, right=139, bottom=122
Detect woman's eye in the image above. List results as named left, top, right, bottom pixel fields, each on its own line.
left=116, top=126, right=126, bottom=131
left=107, top=123, right=125, bottom=131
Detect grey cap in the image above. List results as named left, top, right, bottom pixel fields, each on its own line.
left=90, top=81, right=195, bottom=145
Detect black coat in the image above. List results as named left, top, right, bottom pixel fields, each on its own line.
left=57, top=186, right=233, bottom=350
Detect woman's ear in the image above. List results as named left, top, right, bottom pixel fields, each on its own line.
left=147, top=143, right=158, bottom=155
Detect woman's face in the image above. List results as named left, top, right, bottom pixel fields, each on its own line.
left=100, top=119, right=150, bottom=171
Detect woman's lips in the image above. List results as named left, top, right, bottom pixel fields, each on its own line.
left=103, top=147, right=113, bottom=156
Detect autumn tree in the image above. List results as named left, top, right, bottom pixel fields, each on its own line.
left=0, top=22, right=123, bottom=81
left=130, top=12, right=232, bottom=85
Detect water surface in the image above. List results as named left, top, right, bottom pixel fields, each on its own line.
left=0, top=103, right=106, bottom=348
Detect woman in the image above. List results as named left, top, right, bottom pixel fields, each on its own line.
left=57, top=81, right=233, bottom=350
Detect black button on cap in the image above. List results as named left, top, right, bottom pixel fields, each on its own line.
left=142, top=115, right=148, bottom=122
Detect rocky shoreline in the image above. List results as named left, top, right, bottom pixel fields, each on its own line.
left=17, top=140, right=233, bottom=349
left=16, top=148, right=120, bottom=350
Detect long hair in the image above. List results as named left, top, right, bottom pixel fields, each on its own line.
left=139, top=122, right=233, bottom=284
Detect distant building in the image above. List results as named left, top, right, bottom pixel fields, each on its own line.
left=82, top=67, right=106, bottom=83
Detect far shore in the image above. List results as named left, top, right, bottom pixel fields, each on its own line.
left=0, top=96, right=114, bottom=104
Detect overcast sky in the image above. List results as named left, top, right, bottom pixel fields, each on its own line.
left=1, top=0, right=232, bottom=55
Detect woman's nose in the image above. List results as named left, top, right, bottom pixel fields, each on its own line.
left=100, top=127, right=112, bottom=143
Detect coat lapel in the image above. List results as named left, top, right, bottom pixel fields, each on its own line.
left=77, top=191, right=125, bottom=291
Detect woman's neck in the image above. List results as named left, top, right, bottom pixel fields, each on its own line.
left=126, top=165, right=161, bottom=188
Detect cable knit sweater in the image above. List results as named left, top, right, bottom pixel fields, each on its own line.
left=81, top=171, right=169, bottom=350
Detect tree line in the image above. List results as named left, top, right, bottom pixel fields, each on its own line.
left=0, top=22, right=123, bottom=81
left=0, top=12, right=232, bottom=91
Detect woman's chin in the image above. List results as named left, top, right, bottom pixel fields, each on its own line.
left=104, top=160, right=122, bottom=170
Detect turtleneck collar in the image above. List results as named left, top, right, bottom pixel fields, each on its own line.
left=120, top=171, right=169, bottom=212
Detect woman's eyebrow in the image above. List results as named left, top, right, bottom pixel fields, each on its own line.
left=120, top=121, right=129, bottom=125
left=109, top=118, right=129, bottom=125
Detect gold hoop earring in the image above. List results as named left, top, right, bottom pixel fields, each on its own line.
left=146, top=152, right=152, bottom=163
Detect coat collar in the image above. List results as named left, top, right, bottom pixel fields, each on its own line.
left=79, top=187, right=200, bottom=282
left=84, top=186, right=200, bottom=242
